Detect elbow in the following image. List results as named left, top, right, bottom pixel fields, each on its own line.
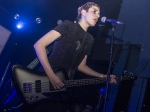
left=77, top=66, right=81, bottom=72
left=33, top=42, right=38, bottom=50
left=33, top=41, right=45, bottom=50
left=33, top=42, right=39, bottom=51
left=77, top=64, right=85, bottom=72
left=77, top=61, right=87, bottom=72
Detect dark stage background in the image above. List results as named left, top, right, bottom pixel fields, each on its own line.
left=0, top=0, right=150, bottom=112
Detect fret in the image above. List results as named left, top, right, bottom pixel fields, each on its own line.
left=63, top=78, right=106, bottom=87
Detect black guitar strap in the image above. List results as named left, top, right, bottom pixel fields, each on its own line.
left=68, top=32, right=87, bottom=79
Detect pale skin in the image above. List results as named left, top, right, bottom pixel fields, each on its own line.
left=34, top=5, right=116, bottom=89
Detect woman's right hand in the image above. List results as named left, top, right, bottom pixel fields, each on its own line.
left=48, top=74, right=64, bottom=89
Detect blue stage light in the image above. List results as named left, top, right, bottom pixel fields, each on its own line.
left=16, top=21, right=24, bottom=29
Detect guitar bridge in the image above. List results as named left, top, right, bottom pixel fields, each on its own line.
left=23, top=82, right=32, bottom=93
left=23, top=80, right=41, bottom=93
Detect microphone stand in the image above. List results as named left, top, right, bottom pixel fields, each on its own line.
left=94, top=87, right=106, bottom=112
left=103, top=23, right=116, bottom=112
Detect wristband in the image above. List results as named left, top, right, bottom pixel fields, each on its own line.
left=100, top=74, right=104, bottom=78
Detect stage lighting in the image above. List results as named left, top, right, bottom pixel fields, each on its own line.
left=36, top=18, right=42, bottom=24
left=16, top=21, right=25, bottom=29
left=14, top=14, right=19, bottom=19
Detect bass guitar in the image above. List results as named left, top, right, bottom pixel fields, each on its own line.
left=11, top=64, right=137, bottom=105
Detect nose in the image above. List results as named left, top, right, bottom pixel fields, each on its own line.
left=96, top=13, right=100, bottom=18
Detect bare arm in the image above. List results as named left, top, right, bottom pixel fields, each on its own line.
left=34, top=30, right=64, bottom=89
left=78, top=55, right=116, bottom=83
left=78, top=55, right=104, bottom=77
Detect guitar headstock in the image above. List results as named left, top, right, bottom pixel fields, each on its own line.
left=122, top=70, right=137, bottom=81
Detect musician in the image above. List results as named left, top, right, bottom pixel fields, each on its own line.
left=34, top=2, right=116, bottom=90
left=25, top=2, right=118, bottom=112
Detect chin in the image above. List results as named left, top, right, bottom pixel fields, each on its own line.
left=90, top=24, right=95, bottom=27
left=91, top=22, right=96, bottom=26
left=87, top=21, right=96, bottom=27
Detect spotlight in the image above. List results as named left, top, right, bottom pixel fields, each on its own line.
left=14, top=14, right=19, bottom=19
left=36, top=18, right=42, bottom=24
left=16, top=21, right=25, bottom=29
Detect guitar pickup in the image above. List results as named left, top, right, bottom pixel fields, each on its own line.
left=35, top=80, right=41, bottom=93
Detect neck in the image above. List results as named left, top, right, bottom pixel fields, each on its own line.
left=78, top=21, right=89, bottom=31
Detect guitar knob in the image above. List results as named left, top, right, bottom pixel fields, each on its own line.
left=36, top=96, right=39, bottom=100
left=30, top=96, right=34, bottom=100
left=25, top=97, right=29, bottom=100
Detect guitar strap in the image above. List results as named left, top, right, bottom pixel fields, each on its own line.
left=68, top=32, right=87, bottom=79
left=27, top=44, right=53, bottom=70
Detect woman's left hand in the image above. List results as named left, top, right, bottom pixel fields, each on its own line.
left=110, top=75, right=117, bottom=84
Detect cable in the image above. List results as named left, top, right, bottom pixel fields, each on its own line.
left=4, top=79, right=12, bottom=101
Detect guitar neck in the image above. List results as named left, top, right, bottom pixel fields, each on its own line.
left=63, top=76, right=123, bottom=87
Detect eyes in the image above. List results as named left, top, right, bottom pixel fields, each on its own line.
left=93, top=9, right=97, bottom=13
left=92, top=8, right=100, bottom=16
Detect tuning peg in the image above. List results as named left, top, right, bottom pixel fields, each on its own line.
left=129, top=72, right=134, bottom=76
left=123, top=70, right=128, bottom=75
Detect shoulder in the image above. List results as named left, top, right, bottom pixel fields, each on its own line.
left=60, top=20, right=79, bottom=32
left=55, top=20, right=75, bottom=30
left=61, top=20, right=74, bottom=25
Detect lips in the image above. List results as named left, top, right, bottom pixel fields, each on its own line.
left=94, top=19, right=98, bottom=23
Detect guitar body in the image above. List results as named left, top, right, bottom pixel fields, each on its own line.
left=12, top=65, right=68, bottom=105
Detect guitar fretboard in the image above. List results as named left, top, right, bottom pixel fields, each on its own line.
left=62, top=76, right=124, bottom=87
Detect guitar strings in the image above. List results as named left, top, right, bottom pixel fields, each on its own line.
left=23, top=81, right=106, bottom=92
left=22, top=76, right=131, bottom=89
left=23, top=78, right=107, bottom=92
left=23, top=78, right=106, bottom=86
left=22, top=76, right=123, bottom=88
left=22, top=76, right=135, bottom=92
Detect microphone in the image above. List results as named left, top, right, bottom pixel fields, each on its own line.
left=101, top=16, right=124, bottom=25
